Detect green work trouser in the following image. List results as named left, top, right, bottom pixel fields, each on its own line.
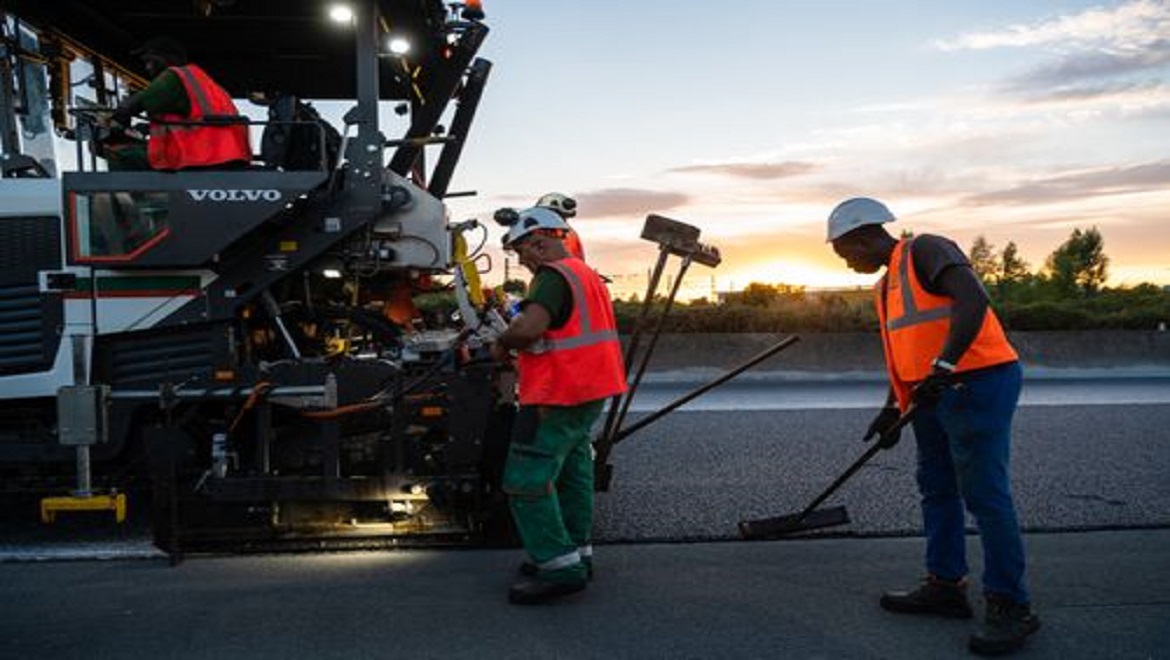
left=503, top=400, right=603, bottom=584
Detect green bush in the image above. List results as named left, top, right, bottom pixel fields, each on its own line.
left=999, top=301, right=1094, bottom=330
left=611, top=285, right=1168, bottom=333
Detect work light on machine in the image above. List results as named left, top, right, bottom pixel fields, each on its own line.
left=387, top=35, right=411, bottom=55
left=328, top=4, right=354, bottom=24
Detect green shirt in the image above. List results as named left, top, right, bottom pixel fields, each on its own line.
left=522, top=266, right=571, bottom=330
left=138, top=69, right=190, bottom=116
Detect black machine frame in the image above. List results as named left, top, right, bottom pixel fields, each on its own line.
left=0, top=0, right=512, bottom=554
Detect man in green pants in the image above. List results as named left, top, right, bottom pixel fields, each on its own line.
left=491, top=207, right=627, bottom=605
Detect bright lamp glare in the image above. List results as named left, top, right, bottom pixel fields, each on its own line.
left=329, top=5, right=354, bottom=23
left=322, top=269, right=342, bottom=279
left=388, top=36, right=411, bottom=55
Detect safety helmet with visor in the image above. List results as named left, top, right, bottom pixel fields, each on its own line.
left=535, top=192, right=577, bottom=219
left=501, top=207, right=569, bottom=251
left=826, top=197, right=895, bottom=242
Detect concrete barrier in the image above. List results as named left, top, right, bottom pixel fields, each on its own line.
left=629, top=331, right=1170, bottom=375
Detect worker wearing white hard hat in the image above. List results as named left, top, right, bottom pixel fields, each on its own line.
left=491, top=206, right=625, bottom=605
left=535, top=192, right=586, bottom=260
left=826, top=197, right=1038, bottom=656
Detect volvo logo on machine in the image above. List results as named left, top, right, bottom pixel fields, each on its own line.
left=187, top=189, right=283, bottom=202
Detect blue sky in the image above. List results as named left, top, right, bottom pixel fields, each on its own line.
left=435, top=0, right=1170, bottom=299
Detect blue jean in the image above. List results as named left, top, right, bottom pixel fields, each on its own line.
left=910, top=361, right=1030, bottom=604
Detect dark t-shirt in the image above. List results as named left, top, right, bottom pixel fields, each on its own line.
left=138, top=70, right=191, bottom=116
left=521, top=266, right=571, bottom=329
left=910, top=234, right=971, bottom=295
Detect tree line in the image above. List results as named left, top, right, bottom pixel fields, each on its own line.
left=417, top=226, right=1167, bottom=333
left=612, top=226, right=1170, bottom=333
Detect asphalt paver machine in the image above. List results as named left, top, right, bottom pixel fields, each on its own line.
left=0, top=0, right=513, bottom=553
left=0, top=1, right=832, bottom=556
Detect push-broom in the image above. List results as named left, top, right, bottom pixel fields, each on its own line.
left=738, top=404, right=918, bottom=539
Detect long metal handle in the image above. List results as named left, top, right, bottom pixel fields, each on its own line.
left=599, top=246, right=672, bottom=446
left=791, top=405, right=918, bottom=523
left=610, top=255, right=692, bottom=440
left=611, top=335, right=800, bottom=446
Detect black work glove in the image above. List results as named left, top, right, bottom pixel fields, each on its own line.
left=912, top=370, right=954, bottom=407
left=863, top=405, right=903, bottom=449
left=110, top=108, right=134, bottom=130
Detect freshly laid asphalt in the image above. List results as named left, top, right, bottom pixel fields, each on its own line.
left=1, top=384, right=1168, bottom=659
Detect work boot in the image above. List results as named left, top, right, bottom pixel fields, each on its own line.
left=520, top=557, right=594, bottom=580
left=507, top=575, right=587, bottom=605
left=968, top=595, right=1040, bottom=656
left=879, top=575, right=974, bottom=619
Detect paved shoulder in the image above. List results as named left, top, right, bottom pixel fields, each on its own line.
left=1, top=530, right=1167, bottom=659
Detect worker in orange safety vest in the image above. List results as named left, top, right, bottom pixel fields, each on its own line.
left=107, top=36, right=250, bottom=171
left=826, top=197, right=1038, bottom=657
left=490, top=207, right=626, bottom=605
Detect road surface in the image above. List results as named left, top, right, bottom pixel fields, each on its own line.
left=1, top=375, right=1167, bottom=659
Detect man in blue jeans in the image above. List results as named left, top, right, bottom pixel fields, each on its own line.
left=827, top=197, right=1039, bottom=656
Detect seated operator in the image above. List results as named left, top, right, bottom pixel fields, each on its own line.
left=103, top=36, right=250, bottom=171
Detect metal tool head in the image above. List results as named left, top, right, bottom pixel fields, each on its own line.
left=738, top=505, right=851, bottom=540
left=642, top=214, right=700, bottom=247
left=689, top=243, right=722, bottom=268
left=640, top=215, right=721, bottom=268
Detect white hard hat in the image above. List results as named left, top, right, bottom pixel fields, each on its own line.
left=826, top=197, right=895, bottom=242
left=501, top=206, right=569, bottom=249
left=535, top=192, right=577, bottom=219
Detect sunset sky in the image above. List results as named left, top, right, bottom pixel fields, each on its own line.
left=437, top=0, right=1170, bottom=300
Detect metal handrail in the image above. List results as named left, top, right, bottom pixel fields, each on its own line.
left=69, top=107, right=336, bottom=172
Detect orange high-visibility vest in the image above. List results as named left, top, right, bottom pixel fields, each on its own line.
left=876, top=237, right=1018, bottom=411
left=517, top=257, right=627, bottom=406
left=148, top=65, right=251, bottom=170
left=563, top=229, right=585, bottom=261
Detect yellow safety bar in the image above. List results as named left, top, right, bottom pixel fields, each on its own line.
left=41, top=493, right=127, bottom=524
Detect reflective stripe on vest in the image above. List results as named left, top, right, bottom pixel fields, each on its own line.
left=877, top=237, right=1018, bottom=411
left=516, top=257, right=627, bottom=406
left=158, top=66, right=215, bottom=134
left=885, top=240, right=952, bottom=331
left=527, top=261, right=619, bottom=354
left=149, top=65, right=250, bottom=170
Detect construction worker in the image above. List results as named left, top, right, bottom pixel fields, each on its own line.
left=104, top=36, right=250, bottom=170
left=826, top=197, right=1038, bottom=656
left=535, top=192, right=586, bottom=260
left=490, top=207, right=626, bottom=605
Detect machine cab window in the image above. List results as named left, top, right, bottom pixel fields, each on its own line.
left=70, top=190, right=170, bottom=262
